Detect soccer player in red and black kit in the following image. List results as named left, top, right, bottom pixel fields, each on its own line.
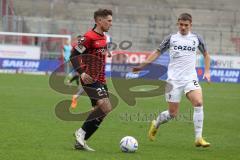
left=70, top=9, right=113, bottom=151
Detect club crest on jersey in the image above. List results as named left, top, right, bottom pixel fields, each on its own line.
left=77, top=36, right=86, bottom=45
left=173, top=45, right=196, bottom=51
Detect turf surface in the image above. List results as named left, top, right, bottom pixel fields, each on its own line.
left=0, top=74, right=240, bottom=160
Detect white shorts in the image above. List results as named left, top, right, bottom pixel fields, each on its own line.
left=165, top=80, right=201, bottom=103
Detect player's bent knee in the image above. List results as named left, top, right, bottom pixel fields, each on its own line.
left=170, top=112, right=177, bottom=118
left=103, top=104, right=112, bottom=113
left=168, top=105, right=178, bottom=118
left=193, top=100, right=203, bottom=107
left=97, top=99, right=112, bottom=113
left=169, top=110, right=178, bottom=118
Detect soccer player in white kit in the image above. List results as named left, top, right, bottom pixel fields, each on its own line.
left=133, top=13, right=211, bottom=147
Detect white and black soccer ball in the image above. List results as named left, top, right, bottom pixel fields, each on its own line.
left=119, top=136, right=138, bottom=153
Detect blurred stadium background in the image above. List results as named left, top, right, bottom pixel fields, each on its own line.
left=1, top=0, right=240, bottom=82
left=1, top=0, right=240, bottom=160
left=1, top=0, right=240, bottom=53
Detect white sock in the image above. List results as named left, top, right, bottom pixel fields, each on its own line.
left=193, top=106, right=204, bottom=140
left=155, top=110, right=172, bottom=128
left=77, top=128, right=86, bottom=136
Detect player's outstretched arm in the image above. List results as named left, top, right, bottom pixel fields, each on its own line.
left=132, top=50, right=161, bottom=72
left=202, top=51, right=211, bottom=83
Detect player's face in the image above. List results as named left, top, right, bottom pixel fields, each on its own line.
left=177, top=20, right=192, bottom=35
left=98, top=15, right=113, bottom=32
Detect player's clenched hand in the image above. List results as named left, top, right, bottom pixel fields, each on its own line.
left=203, top=71, right=211, bottom=83
left=81, top=72, right=95, bottom=84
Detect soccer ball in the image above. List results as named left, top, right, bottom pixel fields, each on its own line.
left=119, top=136, right=138, bottom=153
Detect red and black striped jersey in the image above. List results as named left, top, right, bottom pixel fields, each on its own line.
left=72, top=30, right=108, bottom=84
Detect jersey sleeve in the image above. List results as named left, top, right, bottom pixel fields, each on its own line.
left=157, top=34, right=171, bottom=53
left=72, top=35, right=91, bottom=54
left=81, top=34, right=91, bottom=49
left=197, top=34, right=208, bottom=54
left=70, top=34, right=91, bottom=74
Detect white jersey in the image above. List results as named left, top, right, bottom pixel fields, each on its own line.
left=157, top=32, right=207, bottom=81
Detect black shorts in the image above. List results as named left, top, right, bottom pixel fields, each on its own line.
left=81, top=81, right=109, bottom=106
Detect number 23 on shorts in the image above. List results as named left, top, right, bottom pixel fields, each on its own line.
left=96, top=87, right=107, bottom=96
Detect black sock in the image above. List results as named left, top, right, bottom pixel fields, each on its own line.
left=81, top=107, right=106, bottom=140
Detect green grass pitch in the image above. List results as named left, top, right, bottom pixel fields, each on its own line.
left=0, top=74, right=240, bottom=160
